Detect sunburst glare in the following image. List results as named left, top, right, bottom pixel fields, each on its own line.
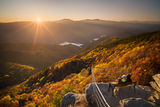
left=37, top=18, right=41, bottom=23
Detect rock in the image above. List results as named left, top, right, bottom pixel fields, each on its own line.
left=61, top=92, right=87, bottom=107
left=153, top=74, right=160, bottom=88
left=150, top=81, right=160, bottom=92
left=148, top=91, right=160, bottom=106
left=120, top=98, right=158, bottom=107
left=85, top=83, right=153, bottom=107
left=85, top=83, right=115, bottom=107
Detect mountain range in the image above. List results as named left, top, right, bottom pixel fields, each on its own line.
left=0, top=19, right=160, bottom=44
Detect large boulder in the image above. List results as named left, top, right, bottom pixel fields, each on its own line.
left=85, top=83, right=154, bottom=107
left=120, top=98, right=158, bottom=107
left=61, top=92, right=87, bottom=107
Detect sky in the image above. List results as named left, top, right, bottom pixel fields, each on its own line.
left=0, top=0, right=160, bottom=22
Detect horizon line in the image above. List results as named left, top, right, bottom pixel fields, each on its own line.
left=1, top=18, right=160, bottom=23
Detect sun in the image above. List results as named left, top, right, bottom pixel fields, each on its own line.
left=37, top=18, right=41, bottom=22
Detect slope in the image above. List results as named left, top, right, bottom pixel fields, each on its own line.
left=0, top=43, right=80, bottom=90
left=0, top=43, right=81, bottom=69
left=0, top=61, right=36, bottom=89
left=0, top=31, right=160, bottom=107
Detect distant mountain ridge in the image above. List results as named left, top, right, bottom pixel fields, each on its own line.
left=0, top=19, right=160, bottom=44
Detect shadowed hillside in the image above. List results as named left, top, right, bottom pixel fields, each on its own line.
left=0, top=43, right=80, bottom=90
left=0, top=43, right=80, bottom=69
left=0, top=61, right=35, bottom=89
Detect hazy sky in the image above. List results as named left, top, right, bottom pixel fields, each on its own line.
left=0, top=0, right=160, bottom=22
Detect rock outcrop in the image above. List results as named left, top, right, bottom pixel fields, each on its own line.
left=85, top=83, right=154, bottom=107
left=61, top=92, right=87, bottom=107
left=120, top=98, right=158, bottom=107
left=61, top=74, right=160, bottom=107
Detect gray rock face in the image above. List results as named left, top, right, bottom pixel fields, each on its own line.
left=120, top=98, right=158, bottom=107
left=61, top=92, right=87, bottom=107
left=85, top=83, right=153, bottom=107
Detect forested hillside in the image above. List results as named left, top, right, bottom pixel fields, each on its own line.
left=0, top=31, right=160, bottom=107
left=0, top=43, right=80, bottom=89
left=0, top=61, right=35, bottom=89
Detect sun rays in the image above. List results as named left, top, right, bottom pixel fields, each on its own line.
left=32, top=18, right=55, bottom=49
left=37, top=18, right=41, bottom=23
left=8, top=17, right=55, bottom=50
left=32, top=22, right=41, bottom=49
